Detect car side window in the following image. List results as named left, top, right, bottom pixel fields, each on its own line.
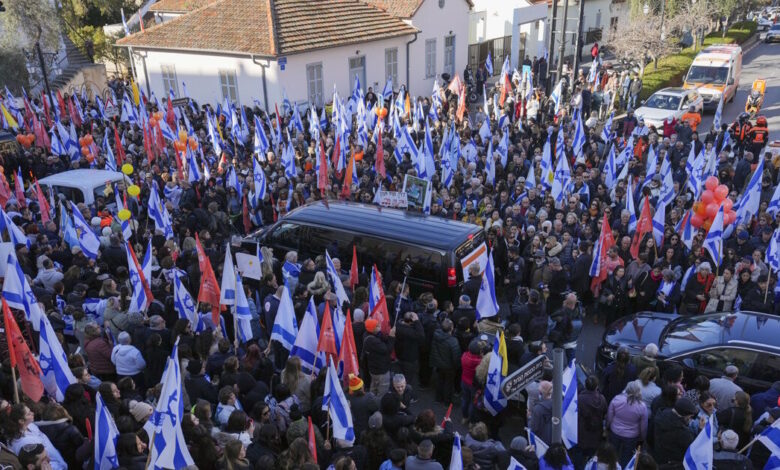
left=267, top=222, right=302, bottom=252
left=751, top=353, right=780, bottom=383
left=689, top=348, right=758, bottom=374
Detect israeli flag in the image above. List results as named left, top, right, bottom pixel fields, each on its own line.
left=113, top=184, right=132, bottom=242
left=147, top=186, right=174, bottom=239
left=713, top=95, right=724, bottom=130
left=766, top=180, right=780, bottom=218
left=734, top=155, right=764, bottom=227
left=485, top=51, right=493, bottom=76
left=95, top=393, right=120, bottom=470
left=624, top=452, right=637, bottom=470
left=282, top=88, right=292, bottom=115
left=0, top=207, right=30, bottom=248
left=703, top=204, right=724, bottom=267
left=528, top=429, right=549, bottom=459
left=38, top=314, right=77, bottom=401
left=325, top=250, right=350, bottom=307
left=270, top=284, right=298, bottom=351
left=125, top=243, right=149, bottom=313
left=572, top=110, right=586, bottom=158
left=69, top=201, right=100, bottom=259
left=484, top=332, right=506, bottom=415
left=497, top=131, right=509, bottom=169
left=290, top=103, right=304, bottom=133
left=291, top=297, right=325, bottom=374
left=508, top=457, right=528, bottom=470
left=82, top=298, right=108, bottom=323
left=422, top=179, right=433, bottom=215
left=550, top=80, right=563, bottom=114
left=551, top=150, right=572, bottom=205
left=652, top=201, right=666, bottom=247
left=476, top=252, right=499, bottom=319
left=601, top=112, right=614, bottom=142
left=186, top=147, right=201, bottom=183
left=208, top=114, right=222, bottom=156
left=234, top=273, right=254, bottom=343
left=50, top=128, right=65, bottom=156
left=173, top=271, right=198, bottom=328
left=627, top=180, right=637, bottom=234
left=282, top=260, right=300, bottom=285
left=758, top=418, right=780, bottom=462
left=322, top=357, right=355, bottom=443
left=422, top=120, right=436, bottom=180
left=103, top=129, right=117, bottom=171
left=3, top=252, right=43, bottom=329
left=146, top=341, right=195, bottom=470
left=486, top=139, right=496, bottom=185
left=158, top=118, right=177, bottom=142
left=220, top=243, right=236, bottom=306
left=766, top=228, right=780, bottom=273
left=251, top=156, right=267, bottom=207
left=659, top=157, right=675, bottom=208
left=561, top=359, right=578, bottom=449
left=539, top=136, right=553, bottom=193
left=683, top=415, right=713, bottom=470
left=450, top=433, right=463, bottom=470
left=479, top=117, right=491, bottom=144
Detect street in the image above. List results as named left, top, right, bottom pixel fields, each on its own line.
left=699, top=36, right=780, bottom=131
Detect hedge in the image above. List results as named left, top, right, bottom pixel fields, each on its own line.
left=639, top=21, right=759, bottom=99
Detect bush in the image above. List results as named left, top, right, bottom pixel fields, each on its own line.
left=640, top=21, right=758, bottom=99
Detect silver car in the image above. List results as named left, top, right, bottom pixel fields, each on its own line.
left=766, top=24, right=780, bottom=42
left=634, top=87, right=704, bottom=130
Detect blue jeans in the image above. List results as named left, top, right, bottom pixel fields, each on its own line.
left=461, top=381, right=474, bottom=421
left=609, top=430, right=638, bottom=468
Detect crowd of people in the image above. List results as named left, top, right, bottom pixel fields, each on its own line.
left=0, top=42, right=778, bottom=470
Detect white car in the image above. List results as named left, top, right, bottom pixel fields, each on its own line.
left=634, top=87, right=704, bottom=130
left=38, top=169, right=128, bottom=207
left=766, top=24, right=780, bottom=42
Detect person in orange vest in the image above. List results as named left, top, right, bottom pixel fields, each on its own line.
left=730, top=112, right=753, bottom=156
left=749, top=115, right=769, bottom=155
left=680, top=105, right=701, bottom=131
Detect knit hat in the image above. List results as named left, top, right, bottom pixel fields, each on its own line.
left=368, top=411, right=383, bottom=430
left=365, top=318, right=379, bottom=333
left=510, top=436, right=529, bottom=451
left=674, top=397, right=697, bottom=417
left=720, top=429, right=739, bottom=450
left=129, top=400, right=154, bottom=422
left=348, top=374, right=364, bottom=393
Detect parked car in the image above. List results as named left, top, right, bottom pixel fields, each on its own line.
left=634, top=87, right=703, bottom=129
left=766, top=24, right=780, bottom=42
left=596, top=311, right=780, bottom=395
left=241, top=200, right=485, bottom=300
left=38, top=169, right=128, bottom=207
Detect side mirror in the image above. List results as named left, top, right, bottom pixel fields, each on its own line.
left=728, top=78, right=735, bottom=85
left=641, top=99, right=646, bottom=105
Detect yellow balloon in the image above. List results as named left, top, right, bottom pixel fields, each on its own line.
left=127, top=185, right=141, bottom=197
left=121, top=163, right=134, bottom=175
left=118, top=209, right=131, bottom=221
left=178, top=129, right=188, bottom=143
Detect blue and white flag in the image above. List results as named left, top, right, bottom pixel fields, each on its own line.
left=322, top=357, right=355, bottom=443
left=207, top=114, right=222, bottom=156
left=713, top=95, right=724, bottom=130
left=186, top=147, right=201, bottom=183
left=394, top=124, right=419, bottom=165
left=102, top=128, right=117, bottom=171
left=251, top=155, right=267, bottom=207
left=659, top=157, right=675, bottom=207
left=50, top=127, right=66, bottom=156
left=147, top=186, right=174, bottom=239
left=173, top=271, right=198, bottom=328
left=627, top=180, right=637, bottom=234
left=758, top=418, right=780, bottom=462
left=253, top=115, right=269, bottom=157
left=767, top=229, right=780, bottom=275
left=551, top=150, right=572, bottom=205
left=271, top=284, right=298, bottom=351
left=497, top=131, right=509, bottom=168
left=220, top=243, right=236, bottom=306
left=624, top=452, right=637, bottom=470
left=643, top=145, right=658, bottom=188
left=325, top=250, right=349, bottom=307
left=282, top=260, right=300, bottom=285
left=449, top=433, right=463, bottom=470
left=382, top=77, right=393, bottom=102
left=540, top=136, right=554, bottom=193
left=69, top=201, right=100, bottom=259
left=527, top=429, right=549, bottom=459
left=703, top=204, right=725, bottom=267
left=766, top=180, right=780, bottom=218
left=525, top=159, right=537, bottom=190
left=764, top=455, right=780, bottom=470
left=291, top=297, right=325, bottom=374
left=125, top=243, right=149, bottom=313
left=652, top=201, right=666, bottom=247
left=2, top=251, right=43, bottom=330
left=483, top=332, right=507, bottom=416
left=485, top=51, right=493, bottom=76
left=603, top=145, right=617, bottom=187
left=478, top=117, right=491, bottom=143
left=550, top=80, right=563, bottom=114
left=39, top=314, right=77, bottom=401
left=234, top=273, right=254, bottom=343
left=95, top=392, right=120, bottom=470
left=508, top=457, right=529, bottom=470
left=734, top=154, right=764, bottom=227
left=572, top=110, right=586, bottom=158
left=422, top=179, right=433, bottom=215
left=683, top=415, right=713, bottom=470
left=486, top=138, right=496, bottom=185
left=0, top=207, right=30, bottom=248
left=146, top=341, right=195, bottom=470
left=562, top=359, right=578, bottom=449
left=476, top=252, right=499, bottom=319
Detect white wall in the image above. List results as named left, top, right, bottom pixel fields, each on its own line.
left=130, top=34, right=411, bottom=112
left=470, top=0, right=527, bottom=42
left=513, top=4, right=548, bottom=66
left=547, top=0, right=629, bottom=66
left=407, top=0, right=470, bottom=97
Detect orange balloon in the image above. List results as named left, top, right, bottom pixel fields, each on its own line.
left=375, top=107, right=388, bottom=119
left=705, top=203, right=719, bottom=219
left=703, top=219, right=712, bottom=231
left=715, top=184, right=729, bottom=201
left=701, top=190, right=714, bottom=205
left=189, top=139, right=197, bottom=150
left=15, top=135, right=23, bottom=144
left=723, top=198, right=734, bottom=212
left=691, top=213, right=704, bottom=228
left=85, top=134, right=93, bottom=145
left=693, top=201, right=706, bottom=216
left=85, top=153, right=94, bottom=163
left=149, top=117, right=157, bottom=126
left=705, top=176, right=719, bottom=191
left=355, top=151, right=364, bottom=161
left=178, top=129, right=187, bottom=143
left=81, top=146, right=90, bottom=156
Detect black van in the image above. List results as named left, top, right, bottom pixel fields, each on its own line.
left=242, top=201, right=485, bottom=300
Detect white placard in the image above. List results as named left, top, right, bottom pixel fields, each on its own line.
left=235, top=252, right=263, bottom=280
left=460, top=241, right=488, bottom=281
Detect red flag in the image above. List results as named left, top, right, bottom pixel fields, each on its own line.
left=340, top=151, right=355, bottom=200
left=56, top=91, right=67, bottom=122
left=318, top=138, right=328, bottom=194
left=349, top=245, right=359, bottom=291
left=317, top=302, right=338, bottom=365
left=0, top=171, right=10, bottom=208
left=369, top=265, right=391, bottom=335
left=34, top=180, right=51, bottom=223
left=630, top=198, right=653, bottom=259
left=446, top=74, right=464, bottom=96
left=22, top=97, right=33, bottom=123
left=499, top=73, right=512, bottom=107
left=166, top=96, right=176, bottom=129
left=332, top=133, right=341, bottom=172
left=68, top=97, right=81, bottom=127
left=143, top=124, right=154, bottom=164
left=41, top=94, right=52, bottom=127
left=375, top=131, right=386, bottom=178
left=195, top=233, right=222, bottom=324
left=590, top=213, right=617, bottom=295
left=113, top=125, right=125, bottom=166
left=14, top=171, right=26, bottom=208
left=3, top=298, right=44, bottom=402
left=339, top=309, right=359, bottom=386
left=242, top=194, right=251, bottom=234
left=307, top=417, right=318, bottom=463
left=456, top=87, right=466, bottom=123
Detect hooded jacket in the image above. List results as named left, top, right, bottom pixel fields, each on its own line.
left=111, top=343, right=146, bottom=376
left=652, top=408, right=695, bottom=466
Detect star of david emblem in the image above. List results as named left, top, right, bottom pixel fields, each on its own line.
left=183, top=295, right=195, bottom=312
left=487, top=369, right=498, bottom=386
left=130, top=269, right=140, bottom=287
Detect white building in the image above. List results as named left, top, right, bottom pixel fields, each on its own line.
left=118, top=0, right=471, bottom=111
left=547, top=0, right=629, bottom=67
left=468, top=0, right=548, bottom=74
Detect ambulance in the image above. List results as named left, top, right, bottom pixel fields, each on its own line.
left=683, top=44, right=742, bottom=110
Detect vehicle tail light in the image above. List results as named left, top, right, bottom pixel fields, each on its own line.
left=447, top=267, right=457, bottom=287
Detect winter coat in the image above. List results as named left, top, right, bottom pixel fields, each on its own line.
left=111, top=344, right=146, bottom=376
left=36, top=419, right=88, bottom=470
left=185, top=373, right=218, bottom=404
left=750, top=381, right=780, bottom=416
left=84, top=336, right=116, bottom=375
left=652, top=408, right=695, bottom=466
left=429, top=329, right=461, bottom=370
left=464, top=434, right=507, bottom=470
left=530, top=398, right=553, bottom=445
left=362, top=332, right=394, bottom=375
left=705, top=276, right=739, bottom=312
left=348, top=392, right=379, bottom=440
left=578, top=389, right=608, bottom=450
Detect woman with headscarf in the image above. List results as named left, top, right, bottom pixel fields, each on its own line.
left=606, top=381, right=648, bottom=468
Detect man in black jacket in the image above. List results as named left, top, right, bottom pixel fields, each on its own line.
left=395, top=311, right=425, bottom=391
left=362, top=318, right=395, bottom=397
left=653, top=397, right=697, bottom=466
left=461, top=264, right=482, bottom=307
left=185, top=359, right=218, bottom=404
left=429, top=319, right=461, bottom=404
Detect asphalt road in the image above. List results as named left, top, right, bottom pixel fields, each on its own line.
left=699, top=34, right=780, bottom=132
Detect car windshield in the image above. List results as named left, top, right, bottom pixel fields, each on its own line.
left=687, top=65, right=729, bottom=85
left=659, top=314, right=735, bottom=355
left=644, top=94, right=681, bottom=110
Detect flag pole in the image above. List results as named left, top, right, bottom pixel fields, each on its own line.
left=145, top=430, right=156, bottom=468
left=764, top=273, right=771, bottom=303
left=10, top=366, right=19, bottom=404
left=738, top=435, right=758, bottom=454
left=233, top=269, right=239, bottom=351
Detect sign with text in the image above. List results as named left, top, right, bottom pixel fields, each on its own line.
left=501, top=354, right=546, bottom=399
left=402, top=175, right=429, bottom=211
left=375, top=190, right=408, bottom=208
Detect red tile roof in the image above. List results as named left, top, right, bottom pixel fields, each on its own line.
left=149, top=0, right=214, bottom=12
left=118, top=0, right=418, bottom=56
left=363, top=0, right=472, bottom=18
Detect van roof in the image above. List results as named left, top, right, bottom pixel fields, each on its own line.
left=285, top=200, right=483, bottom=250
left=39, top=169, right=126, bottom=188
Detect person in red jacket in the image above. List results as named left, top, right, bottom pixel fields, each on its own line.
left=662, top=116, right=678, bottom=138
left=460, top=339, right=484, bottom=424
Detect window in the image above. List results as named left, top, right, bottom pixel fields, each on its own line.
left=348, top=56, right=366, bottom=94
left=444, top=35, right=455, bottom=77
left=595, top=9, right=602, bottom=28
left=537, top=20, right=545, bottom=42
left=385, top=48, right=398, bottom=87
left=161, top=65, right=178, bottom=97
left=425, top=39, right=437, bottom=78
left=266, top=222, right=302, bottom=252
left=306, top=63, right=323, bottom=108
left=751, top=352, right=780, bottom=384
left=687, top=348, right=758, bottom=376
left=219, top=69, right=238, bottom=105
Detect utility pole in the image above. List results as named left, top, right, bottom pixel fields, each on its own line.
left=35, top=42, right=55, bottom=117
left=547, top=0, right=559, bottom=92
left=556, top=0, right=570, bottom=88
left=572, top=0, right=586, bottom=91
left=552, top=348, right=565, bottom=444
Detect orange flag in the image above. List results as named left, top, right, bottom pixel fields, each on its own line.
left=317, top=302, right=338, bottom=365
left=14, top=171, right=26, bottom=208
left=307, top=417, right=318, bottom=463
left=630, top=198, right=653, bottom=259
left=340, top=151, right=355, bottom=200
left=3, top=298, right=44, bottom=402
left=456, top=87, right=466, bottom=123
left=340, top=309, right=359, bottom=387
left=349, top=245, right=359, bottom=291
left=318, top=138, right=329, bottom=194
left=590, top=213, right=618, bottom=295
left=0, top=171, right=10, bottom=208
left=195, top=233, right=221, bottom=324
left=34, top=180, right=51, bottom=224
left=369, top=265, right=391, bottom=335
